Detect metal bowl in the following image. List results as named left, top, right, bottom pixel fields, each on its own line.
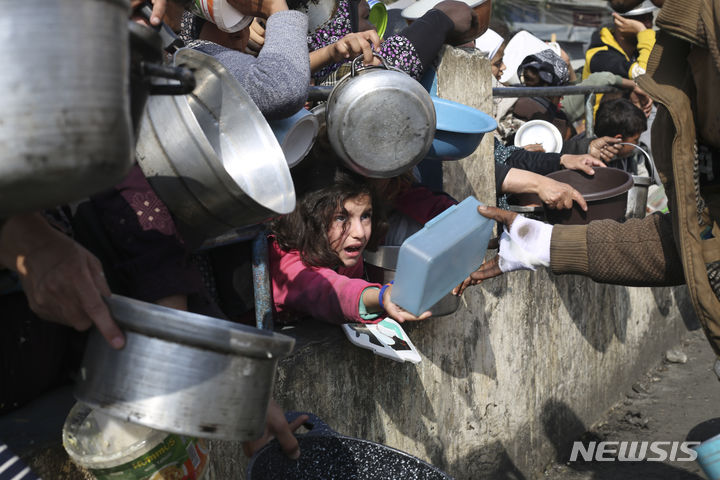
left=74, top=295, right=295, bottom=441
left=136, top=48, right=295, bottom=239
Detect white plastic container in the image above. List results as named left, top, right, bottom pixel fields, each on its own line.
left=190, top=0, right=253, bottom=33
left=63, top=403, right=209, bottom=480
left=391, top=196, right=493, bottom=315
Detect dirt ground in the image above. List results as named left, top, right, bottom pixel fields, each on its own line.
left=544, top=328, right=720, bottom=480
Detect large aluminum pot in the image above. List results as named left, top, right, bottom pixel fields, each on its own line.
left=74, top=295, right=296, bottom=441
left=0, top=0, right=134, bottom=217
left=326, top=54, right=436, bottom=178
left=136, top=48, right=295, bottom=239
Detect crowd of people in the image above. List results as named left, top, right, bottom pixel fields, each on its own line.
left=1, top=0, right=719, bottom=469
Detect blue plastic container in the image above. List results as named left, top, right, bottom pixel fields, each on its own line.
left=425, top=97, right=497, bottom=161
left=391, top=196, right=494, bottom=315
left=694, top=433, right=720, bottom=479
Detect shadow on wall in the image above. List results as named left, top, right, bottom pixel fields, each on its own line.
left=551, top=275, right=630, bottom=352
left=541, top=398, right=704, bottom=480
left=450, top=441, right=527, bottom=480
left=663, top=285, right=701, bottom=331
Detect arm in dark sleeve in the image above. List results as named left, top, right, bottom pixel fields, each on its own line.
left=589, top=50, right=633, bottom=78
left=551, top=213, right=685, bottom=286
left=399, top=9, right=454, bottom=72
left=561, top=136, right=592, bottom=155
left=504, top=149, right=562, bottom=176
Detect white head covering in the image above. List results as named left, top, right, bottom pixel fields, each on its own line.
left=475, top=29, right=503, bottom=60
left=401, top=0, right=489, bottom=20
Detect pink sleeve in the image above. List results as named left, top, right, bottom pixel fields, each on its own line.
left=269, top=241, right=381, bottom=324
left=393, top=185, right=458, bottom=225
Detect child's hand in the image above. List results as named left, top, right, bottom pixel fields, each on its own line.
left=560, top=152, right=607, bottom=173
left=245, top=18, right=266, bottom=56
left=523, top=143, right=546, bottom=153
left=612, top=12, right=647, bottom=35
left=587, top=137, right=622, bottom=162
left=328, top=31, right=382, bottom=65
left=381, top=284, right=432, bottom=323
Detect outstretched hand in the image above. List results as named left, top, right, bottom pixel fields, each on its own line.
left=536, top=176, right=587, bottom=211
left=381, top=283, right=432, bottom=323
left=242, top=399, right=309, bottom=460
left=0, top=213, right=123, bottom=349
left=560, top=152, right=607, bottom=173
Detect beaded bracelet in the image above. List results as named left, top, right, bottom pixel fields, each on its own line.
left=377, top=280, right=394, bottom=311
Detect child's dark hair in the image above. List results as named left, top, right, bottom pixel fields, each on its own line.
left=272, top=166, right=387, bottom=269
left=594, top=97, right=647, bottom=138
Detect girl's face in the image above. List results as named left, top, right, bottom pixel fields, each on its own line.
left=327, top=194, right=372, bottom=268
left=490, top=47, right=506, bottom=81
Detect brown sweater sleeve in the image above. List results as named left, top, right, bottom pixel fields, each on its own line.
left=550, top=213, right=685, bottom=286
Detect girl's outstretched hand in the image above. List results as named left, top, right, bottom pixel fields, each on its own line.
left=381, top=284, right=432, bottom=323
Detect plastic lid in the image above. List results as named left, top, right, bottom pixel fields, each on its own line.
left=63, top=402, right=165, bottom=470
left=368, top=0, right=388, bottom=38
left=513, top=120, right=563, bottom=153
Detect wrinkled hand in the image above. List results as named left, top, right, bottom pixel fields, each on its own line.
left=381, top=284, right=432, bottom=323
left=612, top=12, right=647, bottom=35
left=228, top=0, right=288, bottom=19
left=130, top=0, right=167, bottom=25
left=329, top=31, right=382, bottom=65
left=630, top=84, right=653, bottom=117
left=0, top=214, right=123, bottom=348
left=560, top=152, right=607, bottom=173
left=523, top=143, right=546, bottom=153
left=433, top=0, right=482, bottom=46
left=245, top=18, right=266, bottom=56
left=453, top=206, right=554, bottom=295
left=588, top=137, right=622, bottom=163
left=536, top=176, right=587, bottom=211
left=242, top=399, right=308, bottom=459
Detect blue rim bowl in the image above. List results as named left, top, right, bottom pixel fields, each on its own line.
left=426, top=97, right=497, bottom=161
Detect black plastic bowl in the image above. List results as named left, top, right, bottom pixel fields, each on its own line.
left=543, top=167, right=634, bottom=225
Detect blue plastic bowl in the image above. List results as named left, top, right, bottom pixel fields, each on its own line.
left=426, top=97, right=497, bottom=161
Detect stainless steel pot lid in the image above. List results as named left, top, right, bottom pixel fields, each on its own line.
left=105, top=295, right=294, bottom=359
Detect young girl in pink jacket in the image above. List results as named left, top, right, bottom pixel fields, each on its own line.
left=269, top=168, right=432, bottom=325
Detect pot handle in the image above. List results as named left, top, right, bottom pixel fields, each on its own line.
left=616, top=142, right=661, bottom=186
left=350, top=52, right=397, bottom=76
left=138, top=3, right=185, bottom=53
left=144, top=63, right=196, bottom=95
left=284, top=411, right=339, bottom=437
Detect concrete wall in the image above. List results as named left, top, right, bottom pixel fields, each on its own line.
left=209, top=47, right=696, bottom=479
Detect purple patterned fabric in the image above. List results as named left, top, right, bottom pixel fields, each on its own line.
left=308, top=0, right=422, bottom=80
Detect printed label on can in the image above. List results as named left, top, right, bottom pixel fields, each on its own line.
left=90, top=434, right=209, bottom=480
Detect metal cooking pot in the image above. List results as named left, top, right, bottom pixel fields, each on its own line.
left=364, top=246, right=461, bottom=317
left=136, top=48, right=295, bottom=239
left=74, top=295, right=295, bottom=441
left=0, top=0, right=133, bottom=217
left=326, top=54, right=436, bottom=178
